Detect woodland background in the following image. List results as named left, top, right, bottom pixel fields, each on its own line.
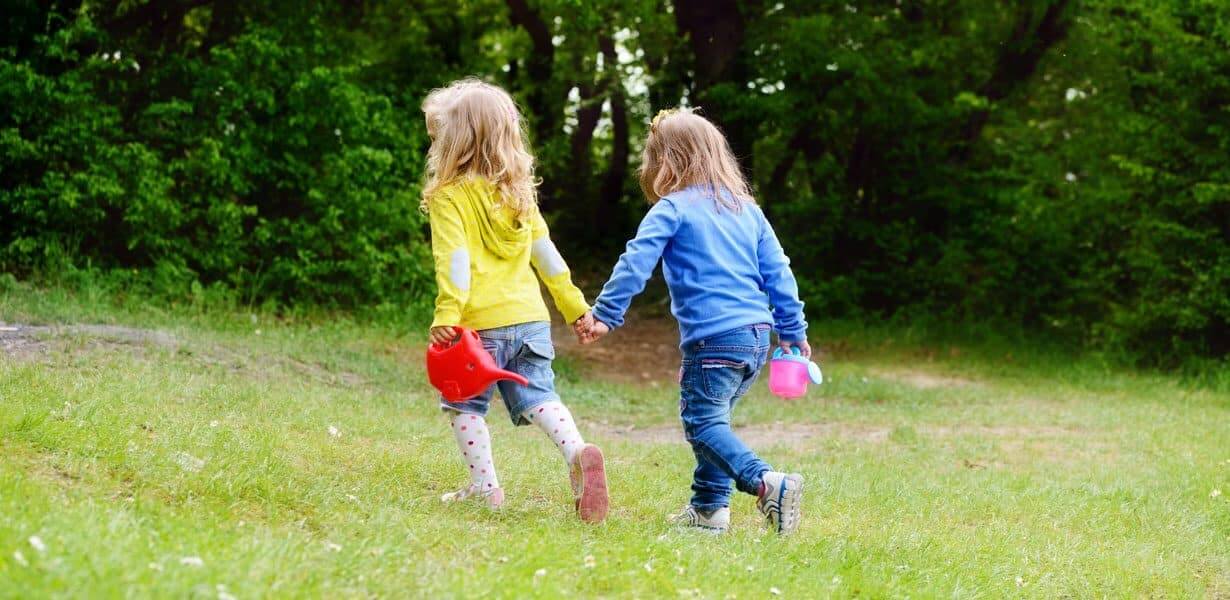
left=2, top=0, right=1227, bottom=368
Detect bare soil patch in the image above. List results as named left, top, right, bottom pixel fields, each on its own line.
left=553, top=314, right=682, bottom=385
left=870, top=367, right=980, bottom=389
left=0, top=323, right=179, bottom=360
left=0, top=322, right=366, bottom=387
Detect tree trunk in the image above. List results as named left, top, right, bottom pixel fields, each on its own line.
left=673, top=0, right=757, bottom=184
left=596, top=35, right=629, bottom=238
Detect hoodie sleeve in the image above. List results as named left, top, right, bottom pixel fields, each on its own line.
left=591, top=199, right=681, bottom=330
left=428, top=191, right=471, bottom=328
left=755, top=205, right=808, bottom=342
left=530, top=211, right=590, bottom=324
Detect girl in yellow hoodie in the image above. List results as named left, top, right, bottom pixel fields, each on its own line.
left=421, top=79, right=608, bottom=522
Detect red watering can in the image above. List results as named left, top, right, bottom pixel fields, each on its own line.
left=426, top=327, right=528, bottom=402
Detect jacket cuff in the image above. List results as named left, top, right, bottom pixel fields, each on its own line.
left=775, top=326, right=807, bottom=343
left=431, top=309, right=461, bottom=330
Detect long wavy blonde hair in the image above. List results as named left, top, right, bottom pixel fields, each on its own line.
left=420, top=79, right=538, bottom=218
left=639, top=108, right=753, bottom=210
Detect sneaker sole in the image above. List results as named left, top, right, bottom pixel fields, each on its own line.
left=576, top=444, right=609, bottom=523
left=779, top=473, right=804, bottom=535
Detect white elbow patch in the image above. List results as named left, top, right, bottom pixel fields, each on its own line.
left=449, top=249, right=470, bottom=291
left=531, top=238, right=567, bottom=277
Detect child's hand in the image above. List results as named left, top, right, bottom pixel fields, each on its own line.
left=429, top=326, right=458, bottom=346
left=779, top=339, right=812, bottom=359
left=573, top=311, right=595, bottom=340
left=579, top=321, right=610, bottom=345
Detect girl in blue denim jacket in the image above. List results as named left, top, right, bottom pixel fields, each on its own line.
left=579, top=109, right=809, bottom=534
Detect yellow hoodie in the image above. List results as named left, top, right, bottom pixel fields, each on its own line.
left=428, top=178, right=589, bottom=330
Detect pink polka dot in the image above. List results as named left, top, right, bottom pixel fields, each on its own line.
left=468, top=441, right=474, bottom=446
left=538, top=408, right=544, bottom=413
left=469, top=464, right=474, bottom=469
left=561, top=440, right=567, bottom=445
left=487, top=483, right=492, bottom=488
left=471, top=416, right=477, bottom=420
left=460, top=426, right=467, bottom=431
left=554, top=429, right=559, bottom=433
left=560, top=418, right=565, bottom=422
left=481, top=469, right=486, bottom=473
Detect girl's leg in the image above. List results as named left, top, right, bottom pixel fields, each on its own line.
left=442, top=411, right=503, bottom=508
left=690, top=446, right=735, bottom=512
left=522, top=400, right=584, bottom=465
left=522, top=400, right=608, bottom=522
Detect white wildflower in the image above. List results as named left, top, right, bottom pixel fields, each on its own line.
left=115, top=51, right=122, bottom=60
left=1015, top=576, right=1025, bottom=587
left=643, top=561, right=654, bottom=572
left=826, top=63, right=839, bottom=71
left=832, top=575, right=842, bottom=585
left=254, top=329, right=261, bottom=336
left=149, top=562, right=163, bottom=571
left=583, top=554, right=596, bottom=568
left=28, top=536, right=46, bottom=553
left=180, top=556, right=205, bottom=567
left=770, top=587, right=782, bottom=595
left=1064, top=87, right=1087, bottom=102
left=1065, top=172, right=1078, bottom=182
left=534, top=568, right=547, bottom=578
left=13, top=551, right=28, bottom=566
left=326, top=542, right=342, bottom=552
left=1212, top=488, right=1222, bottom=498
left=327, top=425, right=341, bottom=438
left=333, top=128, right=341, bottom=137
left=174, top=451, right=205, bottom=472
left=210, top=420, right=220, bottom=428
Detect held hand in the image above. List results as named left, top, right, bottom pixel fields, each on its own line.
left=778, top=339, right=812, bottom=359
left=579, top=320, right=610, bottom=344
left=429, top=326, right=458, bottom=346
left=573, top=311, right=595, bottom=340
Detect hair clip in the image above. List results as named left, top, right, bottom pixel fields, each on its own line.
left=650, top=108, right=679, bottom=132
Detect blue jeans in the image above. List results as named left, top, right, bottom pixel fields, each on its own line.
left=679, top=324, right=773, bottom=512
left=440, top=321, right=559, bottom=426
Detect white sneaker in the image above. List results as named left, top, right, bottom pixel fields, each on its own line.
left=670, top=505, right=730, bottom=534
left=756, top=472, right=803, bottom=534
left=441, top=484, right=504, bottom=509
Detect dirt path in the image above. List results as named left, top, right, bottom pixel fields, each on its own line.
left=552, top=314, right=683, bottom=385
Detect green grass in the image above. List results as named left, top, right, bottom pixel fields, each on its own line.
left=1, top=281, right=1228, bottom=598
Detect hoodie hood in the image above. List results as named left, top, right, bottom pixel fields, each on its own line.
left=450, top=178, right=531, bottom=259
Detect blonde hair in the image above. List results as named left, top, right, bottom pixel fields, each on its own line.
left=420, top=79, right=538, bottom=218
left=638, top=108, right=753, bottom=210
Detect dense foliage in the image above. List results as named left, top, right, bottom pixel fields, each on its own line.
left=2, top=1, right=1226, bottom=366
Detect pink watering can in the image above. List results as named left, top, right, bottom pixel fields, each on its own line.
left=767, top=347, right=823, bottom=399
left=426, top=327, right=528, bottom=402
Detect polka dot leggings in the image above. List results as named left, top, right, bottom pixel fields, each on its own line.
left=521, top=400, right=585, bottom=465
left=448, top=401, right=584, bottom=493
left=449, top=412, right=499, bottom=492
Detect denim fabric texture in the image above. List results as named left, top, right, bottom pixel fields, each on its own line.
left=441, top=321, right=559, bottom=426
left=679, top=324, right=774, bottom=511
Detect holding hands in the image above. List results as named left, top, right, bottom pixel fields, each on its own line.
left=573, top=311, right=609, bottom=345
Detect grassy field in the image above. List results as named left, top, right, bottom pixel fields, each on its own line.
left=1, top=282, right=1228, bottom=598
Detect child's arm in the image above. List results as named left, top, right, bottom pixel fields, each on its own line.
left=755, top=206, right=809, bottom=346
left=530, top=212, right=590, bottom=324
left=591, top=200, right=681, bottom=330
left=428, top=193, right=471, bottom=331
